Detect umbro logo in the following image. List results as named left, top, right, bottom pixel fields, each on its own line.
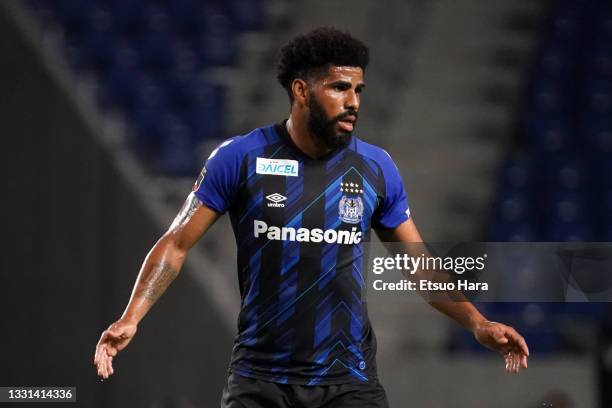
left=266, top=193, right=287, bottom=208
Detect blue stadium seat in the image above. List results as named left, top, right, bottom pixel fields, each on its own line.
left=107, top=0, right=146, bottom=39
left=74, top=28, right=117, bottom=74
left=189, top=81, right=227, bottom=141
left=546, top=221, right=594, bottom=242
left=158, top=115, right=198, bottom=176
left=536, top=155, right=587, bottom=192
left=524, top=116, right=575, bottom=153
left=489, top=221, right=537, bottom=242
left=169, top=41, right=203, bottom=76
left=525, top=77, right=574, bottom=113
left=169, top=0, right=204, bottom=39
left=128, top=106, right=169, bottom=160
left=547, top=191, right=589, bottom=224
left=98, top=68, right=145, bottom=114
left=583, top=79, right=612, bottom=114
left=195, top=7, right=238, bottom=66
left=601, top=224, right=612, bottom=241
left=498, top=155, right=534, bottom=191
left=584, top=43, right=612, bottom=79
left=579, top=113, right=612, bottom=153
left=139, top=32, right=176, bottom=74
left=533, top=42, right=577, bottom=80
left=593, top=5, right=612, bottom=39
left=49, top=0, right=91, bottom=38
left=228, top=0, right=265, bottom=31
left=495, top=191, right=532, bottom=223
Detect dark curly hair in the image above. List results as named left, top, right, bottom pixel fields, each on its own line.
left=276, top=27, right=369, bottom=102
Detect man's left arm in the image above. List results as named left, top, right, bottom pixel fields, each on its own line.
left=375, top=219, right=529, bottom=373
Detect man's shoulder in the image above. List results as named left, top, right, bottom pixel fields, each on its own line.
left=221, top=126, right=270, bottom=151
left=209, top=125, right=277, bottom=159
left=352, top=136, right=396, bottom=167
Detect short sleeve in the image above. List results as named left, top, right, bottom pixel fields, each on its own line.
left=193, top=138, right=242, bottom=214
left=372, top=151, right=411, bottom=229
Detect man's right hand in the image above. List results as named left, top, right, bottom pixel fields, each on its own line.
left=94, top=319, right=138, bottom=379
left=91, top=197, right=218, bottom=380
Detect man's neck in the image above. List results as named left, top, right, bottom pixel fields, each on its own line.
left=285, top=116, right=333, bottom=159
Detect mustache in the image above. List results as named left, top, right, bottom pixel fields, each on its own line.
left=334, top=110, right=358, bottom=122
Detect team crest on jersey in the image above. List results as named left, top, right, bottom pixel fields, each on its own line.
left=339, top=195, right=364, bottom=224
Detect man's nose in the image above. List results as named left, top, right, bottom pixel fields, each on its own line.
left=345, top=90, right=359, bottom=110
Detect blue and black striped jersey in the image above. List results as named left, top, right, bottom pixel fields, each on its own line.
left=194, top=122, right=410, bottom=385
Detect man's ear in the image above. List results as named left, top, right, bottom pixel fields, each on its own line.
left=291, top=78, right=309, bottom=106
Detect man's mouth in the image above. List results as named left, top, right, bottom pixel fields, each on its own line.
left=337, top=115, right=356, bottom=132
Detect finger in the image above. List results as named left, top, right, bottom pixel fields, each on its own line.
left=95, top=346, right=103, bottom=376
left=104, top=350, right=113, bottom=379
left=106, top=346, right=118, bottom=357
left=103, top=358, right=110, bottom=379
left=519, top=337, right=530, bottom=357
left=100, top=358, right=107, bottom=379
left=101, top=345, right=110, bottom=379
left=94, top=344, right=105, bottom=369
left=513, top=350, right=520, bottom=373
left=506, top=350, right=517, bottom=374
left=97, top=355, right=105, bottom=378
left=521, top=352, right=528, bottom=369
left=100, top=353, right=108, bottom=379
left=504, top=352, right=511, bottom=373
left=94, top=346, right=100, bottom=367
left=98, top=351, right=106, bottom=378
left=506, top=329, right=530, bottom=357
left=515, top=347, right=523, bottom=374
left=96, top=354, right=102, bottom=377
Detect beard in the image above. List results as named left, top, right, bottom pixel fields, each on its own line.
left=307, top=96, right=356, bottom=150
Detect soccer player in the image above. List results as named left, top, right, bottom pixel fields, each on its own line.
left=94, top=27, right=529, bottom=407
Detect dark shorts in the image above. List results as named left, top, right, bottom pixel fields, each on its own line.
left=220, top=373, right=389, bottom=408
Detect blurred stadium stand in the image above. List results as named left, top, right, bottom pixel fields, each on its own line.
left=3, top=0, right=609, bottom=406
left=26, top=0, right=269, bottom=176
left=482, top=2, right=612, bottom=405
left=490, top=0, right=612, bottom=243
left=449, top=0, right=612, bottom=359
left=0, top=3, right=234, bottom=407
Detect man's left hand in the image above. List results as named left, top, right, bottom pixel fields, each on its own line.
left=473, top=320, right=529, bottom=374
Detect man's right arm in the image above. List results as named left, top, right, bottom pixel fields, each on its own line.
left=94, top=192, right=221, bottom=379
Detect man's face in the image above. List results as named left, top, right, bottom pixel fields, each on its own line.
left=306, top=66, right=365, bottom=150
